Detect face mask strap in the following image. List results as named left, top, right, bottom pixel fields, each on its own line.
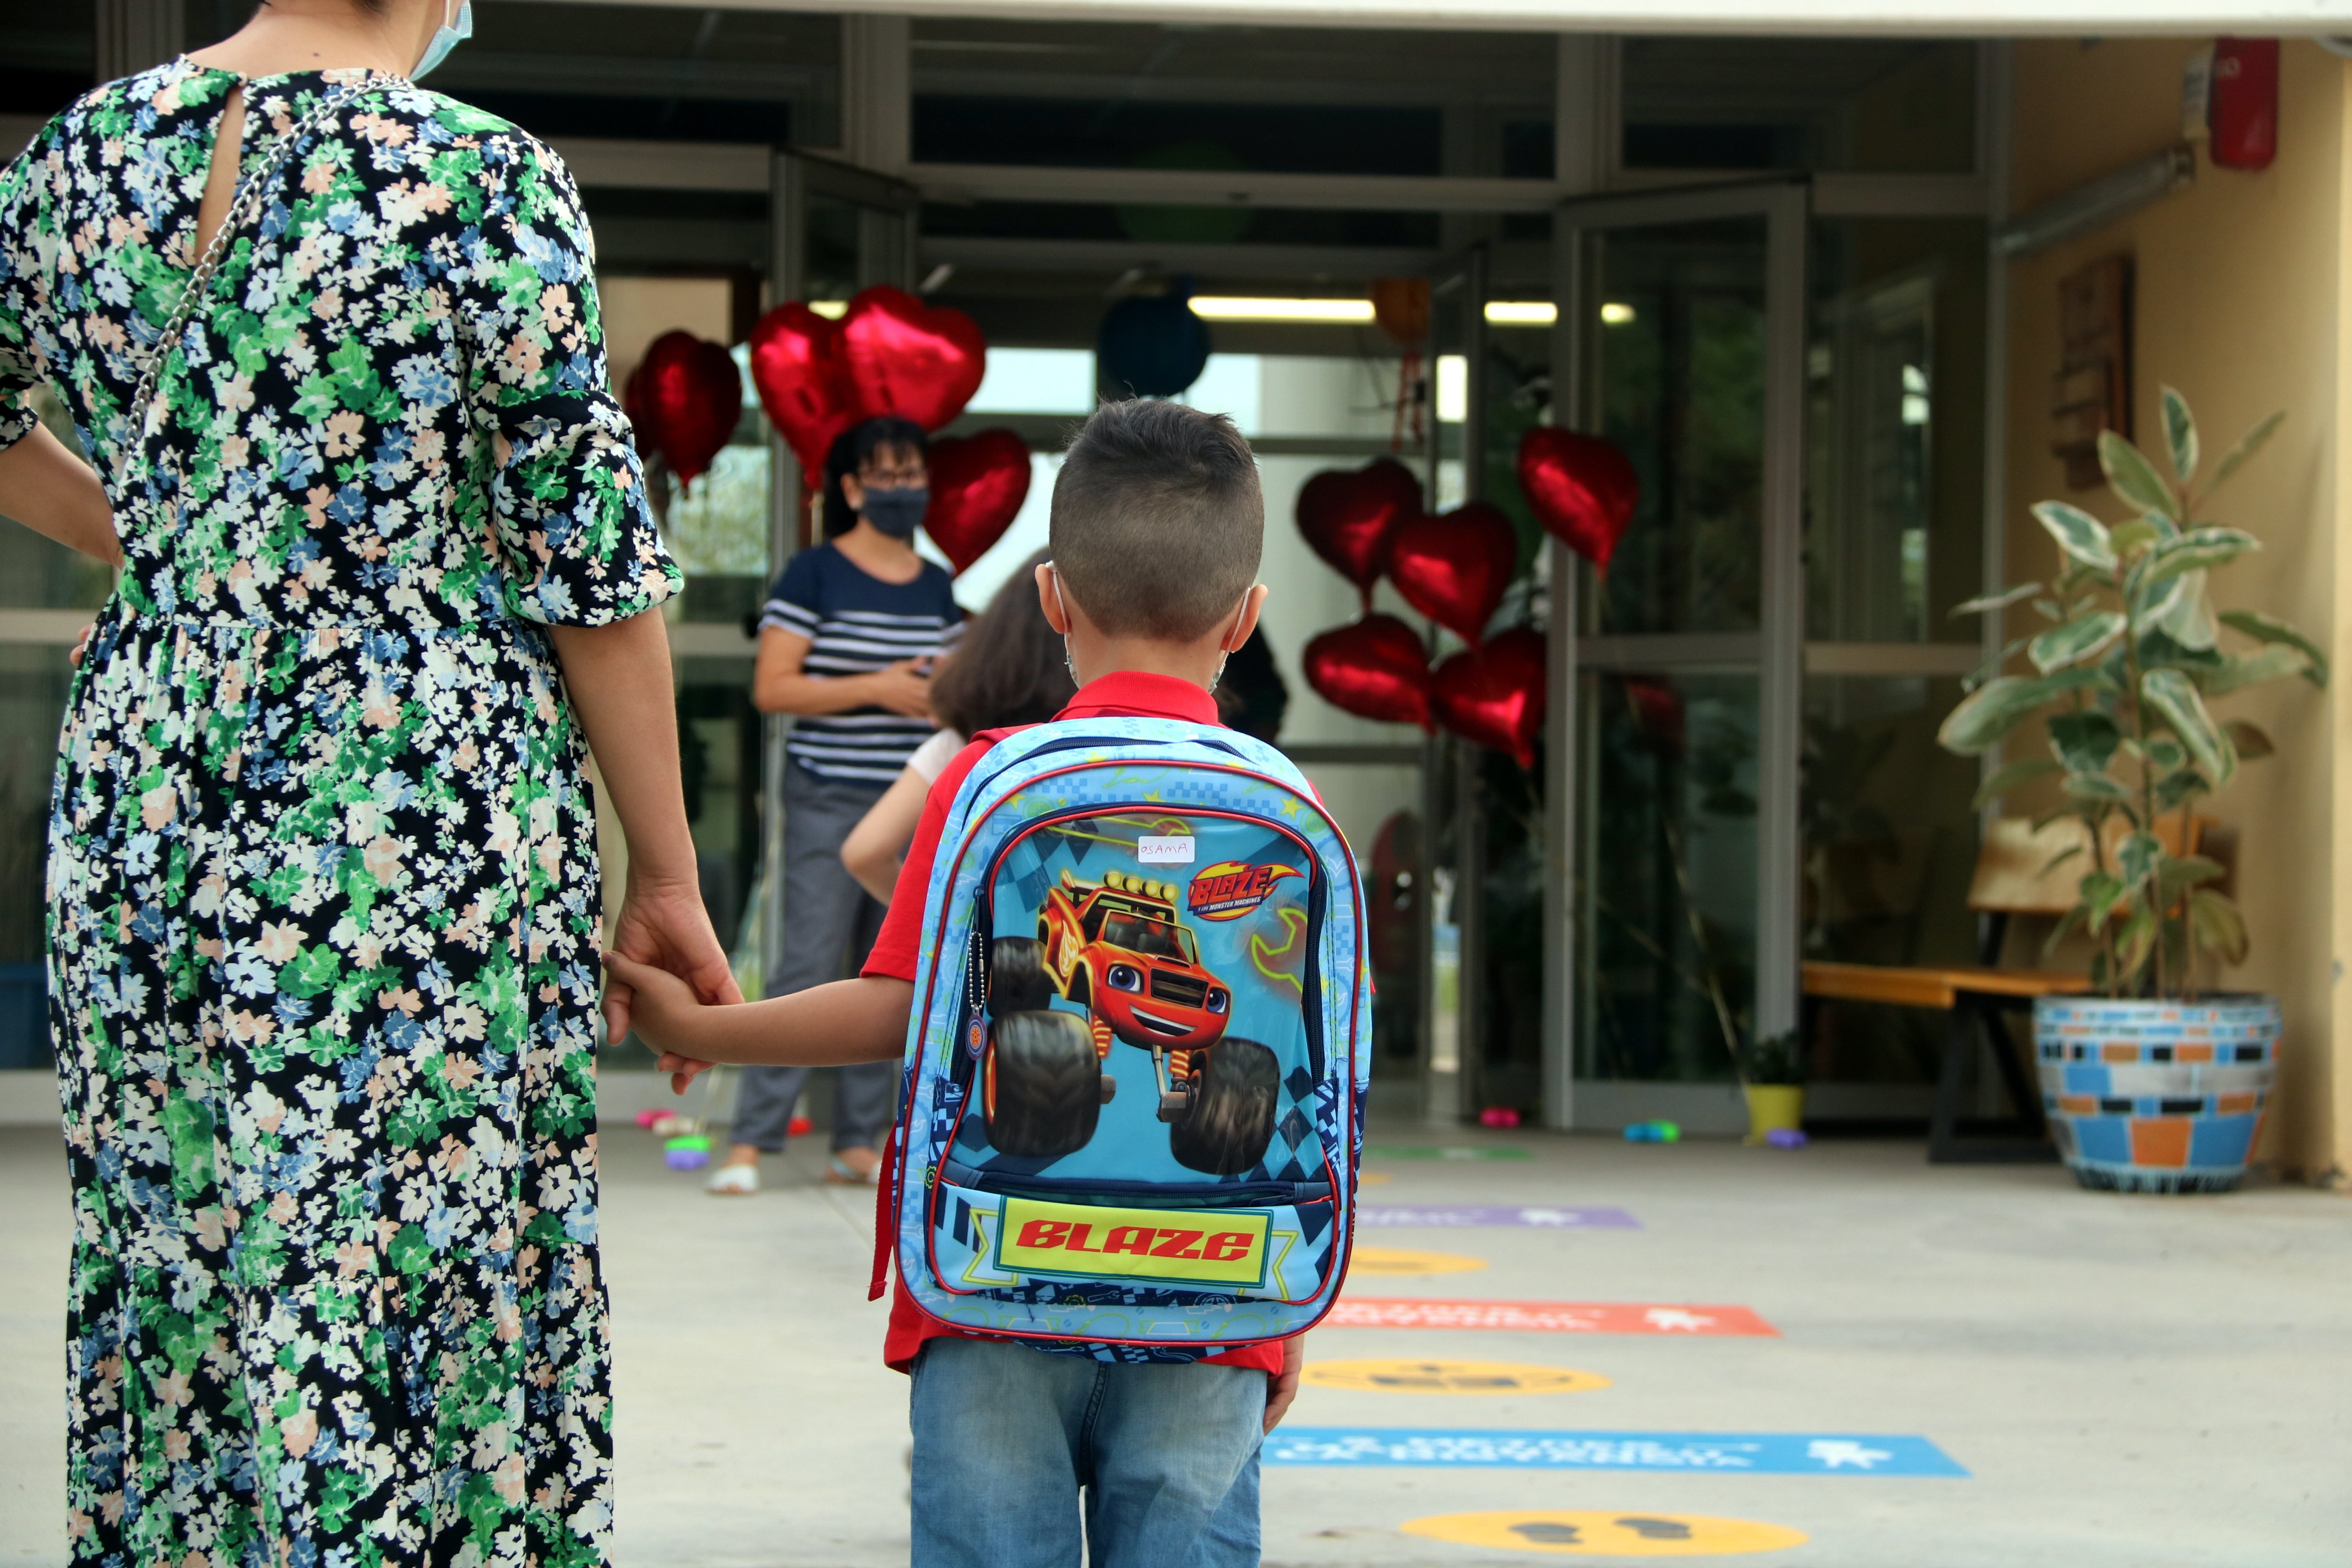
left=1209, top=593, right=1250, bottom=695
left=1049, top=567, right=1082, bottom=690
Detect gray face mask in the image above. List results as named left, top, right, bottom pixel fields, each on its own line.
left=860, top=485, right=928, bottom=540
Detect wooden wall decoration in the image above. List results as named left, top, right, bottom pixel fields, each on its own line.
left=2050, top=255, right=2134, bottom=490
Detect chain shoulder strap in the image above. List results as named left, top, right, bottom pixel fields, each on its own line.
left=131, top=78, right=375, bottom=436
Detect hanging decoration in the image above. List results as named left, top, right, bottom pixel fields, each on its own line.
left=923, top=429, right=1033, bottom=575
left=1432, top=625, right=1547, bottom=769
left=1302, top=614, right=1435, bottom=731
left=838, top=285, right=988, bottom=432
left=1369, top=277, right=1430, bottom=453
left=623, top=330, right=742, bottom=490
left=1517, top=427, right=1639, bottom=570
left=747, top=302, right=857, bottom=475
left=1385, top=501, right=1518, bottom=647
left=1295, top=456, right=1422, bottom=608
left=1097, top=282, right=1212, bottom=398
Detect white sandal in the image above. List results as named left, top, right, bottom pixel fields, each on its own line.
left=706, top=1162, right=760, bottom=1196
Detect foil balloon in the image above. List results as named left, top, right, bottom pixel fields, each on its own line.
left=1518, top=428, right=1639, bottom=570
left=623, top=330, right=741, bottom=489
left=923, top=429, right=1032, bottom=575
left=839, top=286, right=987, bottom=433
left=1295, top=457, right=1422, bottom=607
left=1303, top=613, right=1434, bottom=731
left=1433, top=625, right=1547, bottom=768
left=747, top=302, right=856, bottom=475
left=1386, top=501, right=1519, bottom=646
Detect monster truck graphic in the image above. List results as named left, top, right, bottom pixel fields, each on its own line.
left=982, top=867, right=1281, bottom=1176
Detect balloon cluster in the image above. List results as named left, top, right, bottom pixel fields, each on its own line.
left=1294, top=428, right=1638, bottom=769
left=635, top=285, right=1028, bottom=574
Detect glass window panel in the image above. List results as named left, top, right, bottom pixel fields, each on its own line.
left=910, top=20, right=1554, bottom=178
left=1805, top=218, right=1989, bottom=640
left=1578, top=671, right=1761, bottom=1083
left=4, top=3, right=95, bottom=122
left=1586, top=217, right=1768, bottom=635
left=0, top=390, right=113, bottom=612
left=1621, top=38, right=1976, bottom=173
left=1801, top=674, right=1981, bottom=1084
left=0, top=644, right=68, bottom=1066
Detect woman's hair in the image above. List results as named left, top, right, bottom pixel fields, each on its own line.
left=928, top=551, right=1076, bottom=737
left=820, top=416, right=930, bottom=538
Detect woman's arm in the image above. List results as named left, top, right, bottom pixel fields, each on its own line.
left=841, top=764, right=930, bottom=903
left=754, top=625, right=934, bottom=719
left=0, top=424, right=121, bottom=565
left=546, top=612, right=741, bottom=1042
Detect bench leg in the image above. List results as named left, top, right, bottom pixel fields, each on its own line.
left=1928, top=1008, right=1970, bottom=1163
left=1928, top=997, right=2057, bottom=1164
left=1978, top=999, right=2045, bottom=1137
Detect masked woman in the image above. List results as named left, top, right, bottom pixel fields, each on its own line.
left=0, top=2, right=736, bottom=1563
left=723, top=416, right=962, bottom=1193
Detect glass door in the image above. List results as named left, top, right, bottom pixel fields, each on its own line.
left=1552, top=184, right=1805, bottom=1126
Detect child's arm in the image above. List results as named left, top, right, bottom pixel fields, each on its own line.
left=603, top=951, right=912, bottom=1084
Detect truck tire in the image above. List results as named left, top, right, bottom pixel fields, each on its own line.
left=986, top=1010, right=1102, bottom=1159
left=1168, top=1038, right=1281, bottom=1177
left=989, top=937, right=1055, bottom=1017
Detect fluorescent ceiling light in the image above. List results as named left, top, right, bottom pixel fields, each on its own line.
left=1436, top=355, right=1467, bottom=423
left=1484, top=301, right=1557, bottom=326
left=808, top=299, right=848, bottom=319
left=1600, top=302, right=1637, bottom=326
left=1189, top=296, right=1376, bottom=323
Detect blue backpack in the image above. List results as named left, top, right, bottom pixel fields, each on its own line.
left=876, top=717, right=1369, bottom=1360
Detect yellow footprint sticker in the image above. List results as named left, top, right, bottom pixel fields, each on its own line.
left=1304, top=1359, right=1609, bottom=1396
left=1401, top=1511, right=1807, bottom=1556
left=1348, top=1246, right=1487, bottom=1276
left=1358, top=1171, right=1392, bottom=1186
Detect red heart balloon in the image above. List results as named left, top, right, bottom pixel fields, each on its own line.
left=924, top=428, right=1032, bottom=575
left=840, top=286, right=987, bottom=433
left=1297, top=457, right=1422, bottom=607
left=1433, top=625, right=1547, bottom=768
left=1386, top=501, right=1520, bottom=646
left=1620, top=675, right=1686, bottom=760
left=1518, top=428, right=1639, bottom=570
left=747, top=302, right=857, bottom=474
left=1303, top=613, right=1434, bottom=731
left=624, top=330, right=742, bottom=488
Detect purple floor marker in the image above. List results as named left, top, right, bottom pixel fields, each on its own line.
left=1358, top=1205, right=1640, bottom=1229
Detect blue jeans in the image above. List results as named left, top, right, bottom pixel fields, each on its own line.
left=910, top=1337, right=1265, bottom=1568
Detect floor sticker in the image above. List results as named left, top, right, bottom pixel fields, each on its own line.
left=1330, top=1299, right=1777, bottom=1335
left=1400, top=1510, right=1809, bottom=1556
left=1304, top=1359, right=1611, bottom=1395
left=1347, top=1247, right=1489, bottom=1276
left=1268, top=1429, right=1966, bottom=1477
left=1363, top=1144, right=1534, bottom=1161
left=1359, top=1170, right=1394, bottom=1186
left=1362, top=1204, right=1638, bottom=1229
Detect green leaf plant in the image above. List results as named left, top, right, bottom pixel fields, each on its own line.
left=1937, top=390, right=2324, bottom=1000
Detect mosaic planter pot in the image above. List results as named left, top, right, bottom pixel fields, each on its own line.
left=2034, top=994, right=2279, bottom=1194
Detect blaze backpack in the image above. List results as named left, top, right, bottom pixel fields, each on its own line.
left=876, top=716, right=1370, bottom=1360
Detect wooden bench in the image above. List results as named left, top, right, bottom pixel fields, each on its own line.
left=1801, top=814, right=2203, bottom=1164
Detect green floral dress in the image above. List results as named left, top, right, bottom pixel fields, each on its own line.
left=0, top=61, right=680, bottom=1567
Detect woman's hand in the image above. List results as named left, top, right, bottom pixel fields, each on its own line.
left=863, top=658, right=935, bottom=720
left=1264, top=1333, right=1306, bottom=1432
left=69, top=621, right=94, bottom=668
left=602, top=875, right=741, bottom=1064
left=602, top=949, right=721, bottom=1089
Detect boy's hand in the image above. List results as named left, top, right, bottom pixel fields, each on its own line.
left=1264, top=1334, right=1306, bottom=1432
left=603, top=950, right=717, bottom=1086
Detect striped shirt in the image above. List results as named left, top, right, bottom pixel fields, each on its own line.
left=760, top=542, right=964, bottom=783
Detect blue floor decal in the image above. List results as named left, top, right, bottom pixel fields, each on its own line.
left=1358, top=1204, right=1640, bottom=1229
left=1265, top=1428, right=1967, bottom=1477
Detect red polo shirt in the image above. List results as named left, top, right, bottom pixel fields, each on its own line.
left=862, top=671, right=1289, bottom=1376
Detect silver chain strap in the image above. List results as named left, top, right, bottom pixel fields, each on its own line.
left=130, top=79, right=374, bottom=440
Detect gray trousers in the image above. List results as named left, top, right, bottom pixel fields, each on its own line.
left=733, top=763, right=900, bottom=1152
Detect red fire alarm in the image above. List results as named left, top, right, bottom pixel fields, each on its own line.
left=2210, top=37, right=2280, bottom=170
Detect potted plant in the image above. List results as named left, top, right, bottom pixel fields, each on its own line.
left=1937, top=390, right=2322, bottom=1192
left=1736, top=1030, right=1806, bottom=1144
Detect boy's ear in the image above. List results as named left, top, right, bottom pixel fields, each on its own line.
left=1035, top=562, right=1069, bottom=635
left=1223, top=583, right=1269, bottom=654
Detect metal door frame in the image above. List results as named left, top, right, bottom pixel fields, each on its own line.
left=1543, top=179, right=1807, bottom=1129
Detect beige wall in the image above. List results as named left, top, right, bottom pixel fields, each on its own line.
left=2005, top=40, right=2348, bottom=1184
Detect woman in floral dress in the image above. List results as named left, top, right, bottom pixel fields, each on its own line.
left=0, top=3, right=737, bottom=1563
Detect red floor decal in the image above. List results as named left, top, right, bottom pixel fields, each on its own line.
left=1328, top=1299, right=1778, bottom=1336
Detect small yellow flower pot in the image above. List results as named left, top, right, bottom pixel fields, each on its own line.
left=1743, top=1084, right=1805, bottom=1144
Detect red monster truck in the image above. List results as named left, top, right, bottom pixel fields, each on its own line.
left=982, top=868, right=1279, bottom=1177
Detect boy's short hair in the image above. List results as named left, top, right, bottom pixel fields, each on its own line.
left=1049, top=399, right=1262, bottom=641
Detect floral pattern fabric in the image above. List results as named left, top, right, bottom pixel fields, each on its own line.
left=0, top=59, right=679, bottom=1568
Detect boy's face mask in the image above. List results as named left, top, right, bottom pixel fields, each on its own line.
left=412, top=0, right=474, bottom=81
left=859, top=484, right=930, bottom=540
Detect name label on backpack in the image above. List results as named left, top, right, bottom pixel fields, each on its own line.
left=1136, top=835, right=1196, bottom=864
left=997, top=1198, right=1272, bottom=1289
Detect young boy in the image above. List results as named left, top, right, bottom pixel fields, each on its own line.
left=608, top=399, right=1303, bottom=1568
